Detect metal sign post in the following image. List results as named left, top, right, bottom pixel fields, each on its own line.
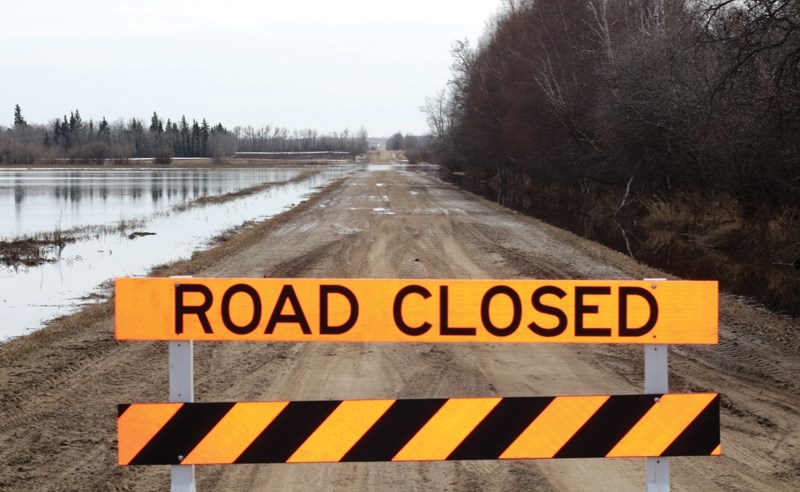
left=645, top=344, right=670, bottom=491
left=645, top=278, right=669, bottom=491
left=169, top=340, right=195, bottom=492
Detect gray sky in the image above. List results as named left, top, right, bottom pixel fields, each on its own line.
left=0, top=0, right=498, bottom=137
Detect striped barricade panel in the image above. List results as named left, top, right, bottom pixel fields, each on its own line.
left=118, top=393, right=721, bottom=465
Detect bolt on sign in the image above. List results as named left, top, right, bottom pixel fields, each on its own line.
left=118, top=394, right=721, bottom=465
left=115, top=278, right=718, bottom=344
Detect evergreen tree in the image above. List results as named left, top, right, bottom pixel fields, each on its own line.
left=179, top=116, right=190, bottom=157
left=200, top=118, right=210, bottom=156
left=61, top=115, right=71, bottom=149
left=191, top=120, right=201, bottom=157
left=129, top=118, right=145, bottom=156
left=149, top=112, right=163, bottom=134
left=13, top=104, right=26, bottom=128
left=53, top=119, right=62, bottom=146
left=67, top=110, right=83, bottom=147
left=97, top=117, right=110, bottom=143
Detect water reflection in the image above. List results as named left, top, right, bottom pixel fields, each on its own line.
left=0, top=165, right=354, bottom=340
left=0, top=168, right=303, bottom=239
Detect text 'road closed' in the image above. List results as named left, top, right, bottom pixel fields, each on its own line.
left=115, top=278, right=717, bottom=344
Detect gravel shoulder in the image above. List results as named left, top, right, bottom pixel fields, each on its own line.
left=0, top=164, right=797, bottom=491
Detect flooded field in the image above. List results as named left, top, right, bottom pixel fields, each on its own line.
left=1, top=168, right=304, bottom=238
left=0, top=165, right=354, bottom=340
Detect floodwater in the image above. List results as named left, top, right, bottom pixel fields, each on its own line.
left=1, top=168, right=302, bottom=238
left=0, top=166, right=354, bottom=340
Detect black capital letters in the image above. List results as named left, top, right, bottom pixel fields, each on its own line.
left=528, top=285, right=568, bottom=337
left=619, top=287, right=659, bottom=337
left=575, top=286, right=612, bottom=336
left=175, top=283, right=213, bottom=334
left=439, top=285, right=476, bottom=336
left=393, top=285, right=433, bottom=336
left=265, top=285, right=311, bottom=335
left=320, top=285, right=359, bottom=335
left=221, top=284, right=262, bottom=335
left=480, top=285, right=521, bottom=336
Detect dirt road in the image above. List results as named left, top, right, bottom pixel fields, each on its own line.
left=1, top=163, right=798, bottom=491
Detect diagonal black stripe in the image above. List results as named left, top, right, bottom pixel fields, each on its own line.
left=130, top=402, right=235, bottom=465
left=555, top=395, right=657, bottom=458
left=342, top=398, right=447, bottom=462
left=662, top=394, right=720, bottom=456
left=236, top=400, right=341, bottom=463
left=118, top=404, right=131, bottom=417
left=448, top=397, right=555, bottom=460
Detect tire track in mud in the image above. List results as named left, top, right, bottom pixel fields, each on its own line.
left=194, top=168, right=555, bottom=491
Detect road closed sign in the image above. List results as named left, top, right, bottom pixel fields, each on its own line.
left=115, top=278, right=717, bottom=343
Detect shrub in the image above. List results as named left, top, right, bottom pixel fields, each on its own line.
left=154, top=146, right=174, bottom=165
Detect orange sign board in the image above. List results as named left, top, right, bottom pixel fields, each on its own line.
left=115, top=278, right=717, bottom=344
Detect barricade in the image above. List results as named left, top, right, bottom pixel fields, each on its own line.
left=115, top=277, right=720, bottom=491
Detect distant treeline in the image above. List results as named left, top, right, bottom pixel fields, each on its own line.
left=236, top=125, right=368, bottom=155
left=1, top=107, right=368, bottom=164
left=422, top=0, right=799, bottom=313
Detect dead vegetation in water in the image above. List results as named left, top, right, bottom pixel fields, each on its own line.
left=0, top=217, right=148, bottom=268
left=171, top=168, right=322, bottom=212
left=0, top=233, right=76, bottom=267
left=0, top=168, right=326, bottom=268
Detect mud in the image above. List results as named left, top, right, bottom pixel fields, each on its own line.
left=0, top=163, right=797, bottom=491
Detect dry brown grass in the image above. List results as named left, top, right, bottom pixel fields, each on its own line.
left=171, top=169, right=321, bottom=212
left=641, top=193, right=747, bottom=250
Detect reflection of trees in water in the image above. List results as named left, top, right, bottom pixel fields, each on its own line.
left=68, top=182, right=82, bottom=202
left=147, top=171, right=162, bottom=203
left=14, top=176, right=24, bottom=227
left=6, top=168, right=300, bottom=236
left=14, top=182, right=24, bottom=205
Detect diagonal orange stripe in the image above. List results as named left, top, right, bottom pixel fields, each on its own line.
left=393, top=398, right=501, bottom=461
left=607, top=393, right=717, bottom=457
left=288, top=400, right=395, bottom=463
left=182, top=401, right=289, bottom=464
left=118, top=403, right=183, bottom=465
left=712, top=444, right=722, bottom=456
left=501, top=396, right=608, bottom=459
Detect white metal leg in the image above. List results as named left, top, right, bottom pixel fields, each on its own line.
left=169, top=340, right=196, bottom=492
left=645, top=343, right=669, bottom=492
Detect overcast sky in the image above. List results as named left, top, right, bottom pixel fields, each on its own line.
left=0, top=0, right=499, bottom=137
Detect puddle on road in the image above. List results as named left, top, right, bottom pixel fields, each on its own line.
left=0, top=166, right=354, bottom=340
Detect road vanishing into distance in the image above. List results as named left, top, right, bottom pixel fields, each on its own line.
left=1, top=161, right=798, bottom=490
